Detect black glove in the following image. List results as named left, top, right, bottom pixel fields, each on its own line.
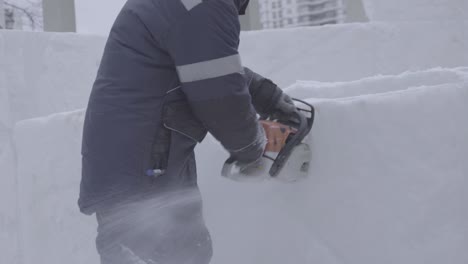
left=228, top=121, right=266, bottom=161
left=244, top=67, right=297, bottom=120
left=221, top=125, right=269, bottom=181
left=271, top=93, right=297, bottom=121
left=221, top=155, right=269, bottom=182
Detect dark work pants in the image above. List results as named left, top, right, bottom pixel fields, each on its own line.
left=95, top=187, right=213, bottom=264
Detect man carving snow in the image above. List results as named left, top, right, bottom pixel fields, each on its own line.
left=79, top=0, right=296, bottom=263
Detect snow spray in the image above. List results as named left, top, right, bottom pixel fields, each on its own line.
left=95, top=188, right=212, bottom=264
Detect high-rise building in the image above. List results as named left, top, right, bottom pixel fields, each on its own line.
left=259, top=0, right=345, bottom=29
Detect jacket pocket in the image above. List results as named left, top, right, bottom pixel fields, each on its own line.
left=163, top=101, right=208, bottom=143
left=147, top=100, right=208, bottom=176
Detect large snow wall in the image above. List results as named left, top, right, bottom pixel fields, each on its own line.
left=1, top=18, right=468, bottom=264
left=13, top=110, right=99, bottom=264
left=11, top=78, right=468, bottom=264
left=198, top=82, right=468, bottom=264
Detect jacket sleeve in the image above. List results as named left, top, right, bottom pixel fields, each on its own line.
left=164, top=1, right=265, bottom=164
left=244, top=67, right=284, bottom=117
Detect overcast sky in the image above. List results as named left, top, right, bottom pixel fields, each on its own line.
left=75, top=0, right=126, bottom=35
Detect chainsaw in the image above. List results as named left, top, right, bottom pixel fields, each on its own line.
left=222, top=99, right=315, bottom=182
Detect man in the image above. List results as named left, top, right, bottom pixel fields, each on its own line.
left=79, top=0, right=296, bottom=263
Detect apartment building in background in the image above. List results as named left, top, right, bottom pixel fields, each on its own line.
left=1, top=0, right=367, bottom=32
left=259, top=0, right=345, bottom=29
left=241, top=0, right=368, bottom=30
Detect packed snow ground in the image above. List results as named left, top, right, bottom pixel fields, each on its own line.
left=1, top=1, right=468, bottom=263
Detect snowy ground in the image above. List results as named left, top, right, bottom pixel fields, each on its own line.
left=1, top=1, right=468, bottom=264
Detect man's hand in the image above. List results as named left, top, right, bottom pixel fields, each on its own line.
left=221, top=156, right=269, bottom=182
left=271, top=93, right=297, bottom=121
left=244, top=68, right=297, bottom=120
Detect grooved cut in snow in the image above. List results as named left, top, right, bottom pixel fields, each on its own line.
left=285, top=67, right=468, bottom=99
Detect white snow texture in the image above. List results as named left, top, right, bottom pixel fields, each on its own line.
left=1, top=1, right=468, bottom=264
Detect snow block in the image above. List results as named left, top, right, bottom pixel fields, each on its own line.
left=285, top=67, right=468, bottom=99
left=198, top=83, right=468, bottom=264
left=9, top=83, right=468, bottom=264
left=13, top=110, right=99, bottom=264
left=299, top=83, right=468, bottom=264
left=0, top=30, right=12, bottom=153
left=1, top=20, right=467, bottom=120
left=240, top=21, right=468, bottom=86
left=0, top=141, right=20, bottom=264
left=0, top=31, right=20, bottom=264
left=363, top=0, right=468, bottom=22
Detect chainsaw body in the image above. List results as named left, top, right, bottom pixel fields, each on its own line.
left=222, top=99, right=315, bottom=182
